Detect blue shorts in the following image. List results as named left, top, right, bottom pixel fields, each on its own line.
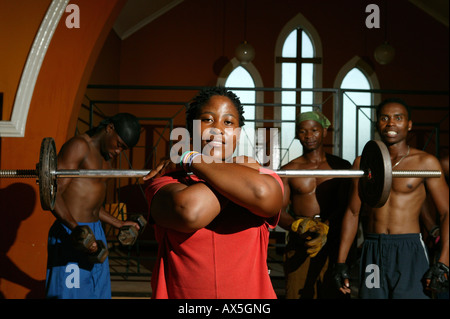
left=45, top=220, right=111, bottom=299
left=359, top=233, right=430, bottom=299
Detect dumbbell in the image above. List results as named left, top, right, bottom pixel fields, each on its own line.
left=70, top=225, right=109, bottom=263
left=117, top=214, right=148, bottom=246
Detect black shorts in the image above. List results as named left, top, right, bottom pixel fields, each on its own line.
left=359, top=233, right=430, bottom=299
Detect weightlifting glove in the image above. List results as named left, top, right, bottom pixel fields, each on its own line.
left=291, top=217, right=318, bottom=235
left=291, top=218, right=329, bottom=257
left=304, top=221, right=329, bottom=257
left=424, top=262, right=449, bottom=293
left=333, top=263, right=350, bottom=290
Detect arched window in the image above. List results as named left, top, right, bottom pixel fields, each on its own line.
left=217, top=56, right=264, bottom=161
left=225, top=66, right=255, bottom=157
left=340, top=68, right=373, bottom=162
left=274, top=13, right=323, bottom=167
left=279, top=29, right=317, bottom=165
left=334, top=56, right=380, bottom=162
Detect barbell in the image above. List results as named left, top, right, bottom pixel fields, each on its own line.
left=0, top=137, right=442, bottom=211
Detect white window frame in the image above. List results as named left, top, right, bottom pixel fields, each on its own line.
left=274, top=13, right=323, bottom=166
left=0, top=0, right=68, bottom=137
left=333, top=56, right=381, bottom=159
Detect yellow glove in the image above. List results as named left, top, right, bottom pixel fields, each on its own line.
left=291, top=217, right=318, bottom=235
left=304, top=221, right=329, bottom=257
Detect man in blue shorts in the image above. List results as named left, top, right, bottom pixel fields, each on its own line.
left=45, top=113, right=142, bottom=299
left=335, top=99, right=449, bottom=298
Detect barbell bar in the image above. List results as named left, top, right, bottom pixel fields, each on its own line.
left=2, top=168, right=440, bottom=179
left=1, top=168, right=440, bottom=179
left=0, top=138, right=442, bottom=210
left=274, top=170, right=439, bottom=178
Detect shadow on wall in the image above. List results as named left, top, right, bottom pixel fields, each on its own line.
left=0, top=183, right=45, bottom=298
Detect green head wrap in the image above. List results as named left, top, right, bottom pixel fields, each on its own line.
left=297, top=111, right=331, bottom=129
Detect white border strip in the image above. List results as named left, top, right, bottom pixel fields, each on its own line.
left=0, top=0, right=69, bottom=137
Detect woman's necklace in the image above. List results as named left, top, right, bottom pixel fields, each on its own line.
left=392, top=145, right=410, bottom=169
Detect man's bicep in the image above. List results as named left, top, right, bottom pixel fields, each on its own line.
left=423, top=155, right=448, bottom=214
left=426, top=175, right=449, bottom=216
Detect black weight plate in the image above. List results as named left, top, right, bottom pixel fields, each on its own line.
left=359, top=140, right=392, bottom=208
left=38, top=137, right=57, bottom=210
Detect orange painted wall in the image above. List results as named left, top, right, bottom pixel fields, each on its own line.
left=0, top=0, right=51, bottom=121
left=0, top=0, right=126, bottom=299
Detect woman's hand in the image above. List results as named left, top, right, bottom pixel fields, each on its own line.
left=143, top=158, right=181, bottom=181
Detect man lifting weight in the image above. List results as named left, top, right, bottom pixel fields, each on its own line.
left=45, top=113, right=141, bottom=299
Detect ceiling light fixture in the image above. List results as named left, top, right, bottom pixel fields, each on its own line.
left=235, top=0, right=255, bottom=64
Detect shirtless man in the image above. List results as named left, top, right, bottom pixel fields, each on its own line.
left=335, top=98, right=449, bottom=298
left=279, top=111, right=352, bottom=299
left=45, top=113, right=141, bottom=299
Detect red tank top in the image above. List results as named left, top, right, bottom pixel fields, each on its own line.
left=145, top=168, right=282, bottom=299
